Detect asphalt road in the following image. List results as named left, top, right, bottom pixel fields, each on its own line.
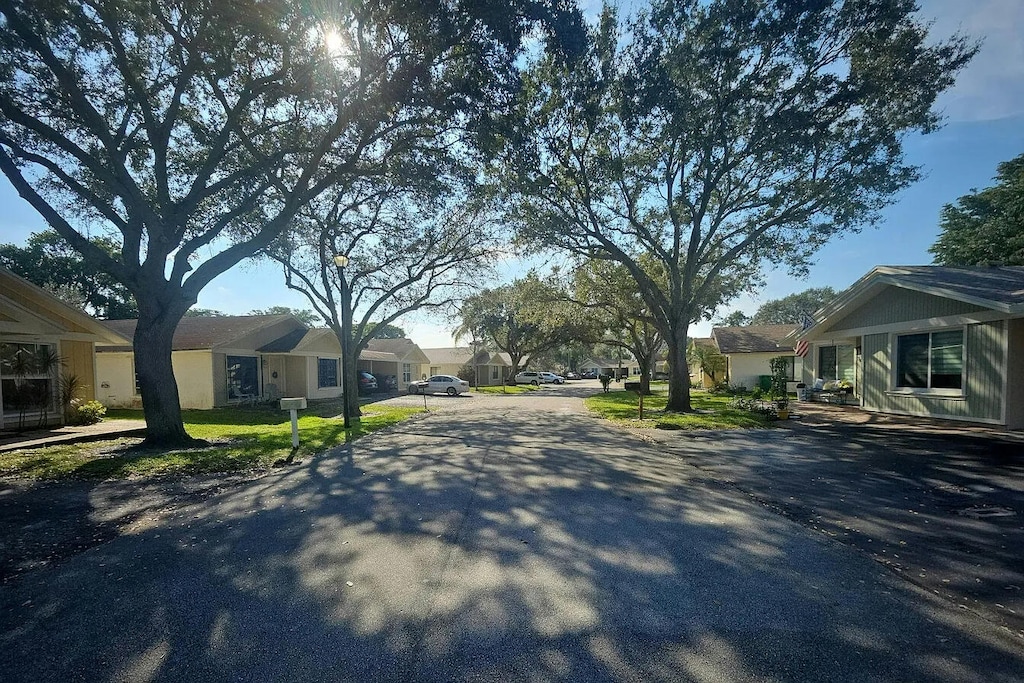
left=2, top=384, right=1024, bottom=681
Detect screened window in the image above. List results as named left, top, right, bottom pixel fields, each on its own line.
left=2, top=342, right=58, bottom=414
left=402, top=363, right=412, bottom=384
left=896, top=330, right=963, bottom=390
left=318, top=358, right=339, bottom=388
left=226, top=356, right=258, bottom=399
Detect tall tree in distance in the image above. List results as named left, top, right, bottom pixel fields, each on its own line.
left=498, top=0, right=976, bottom=413
left=0, top=0, right=584, bottom=445
left=716, top=311, right=752, bottom=327
left=750, top=287, right=839, bottom=325
left=0, top=230, right=137, bottom=318
left=929, top=154, right=1024, bottom=266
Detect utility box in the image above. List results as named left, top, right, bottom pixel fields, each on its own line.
left=280, top=397, right=307, bottom=411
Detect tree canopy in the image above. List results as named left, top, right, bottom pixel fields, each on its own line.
left=929, top=154, right=1024, bottom=266
left=751, top=287, right=839, bottom=325
left=0, top=0, right=584, bottom=444
left=0, top=229, right=137, bottom=318
left=496, top=0, right=975, bottom=411
left=249, top=307, right=321, bottom=326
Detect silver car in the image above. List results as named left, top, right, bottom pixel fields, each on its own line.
left=408, top=374, right=469, bottom=396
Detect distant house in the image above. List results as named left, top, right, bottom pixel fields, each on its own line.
left=579, top=357, right=631, bottom=378
left=1, top=267, right=127, bottom=430
left=687, top=337, right=723, bottom=388
left=358, top=337, right=430, bottom=389
left=795, top=266, right=1024, bottom=428
left=711, top=324, right=801, bottom=391
left=422, top=347, right=509, bottom=386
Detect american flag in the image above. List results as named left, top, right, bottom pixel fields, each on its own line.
left=795, top=340, right=809, bottom=357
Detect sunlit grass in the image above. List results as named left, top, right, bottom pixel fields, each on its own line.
left=472, top=384, right=539, bottom=394
left=585, top=389, right=770, bottom=430
left=1, top=402, right=423, bottom=480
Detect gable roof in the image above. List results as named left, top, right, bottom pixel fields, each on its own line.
left=422, top=347, right=507, bottom=367
left=711, top=325, right=799, bottom=354
left=365, top=337, right=430, bottom=364
left=0, top=267, right=128, bottom=344
left=100, top=315, right=300, bottom=352
left=797, top=265, right=1024, bottom=341
left=689, top=337, right=717, bottom=351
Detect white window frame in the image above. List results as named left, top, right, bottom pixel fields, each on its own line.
left=402, top=363, right=412, bottom=384
left=317, top=357, right=339, bottom=388
left=890, top=326, right=966, bottom=397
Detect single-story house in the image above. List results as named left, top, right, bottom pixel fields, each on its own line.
left=794, top=265, right=1024, bottom=429
left=579, top=357, right=632, bottom=378
left=711, top=324, right=802, bottom=392
left=687, top=337, right=723, bottom=388
left=98, top=315, right=322, bottom=409
left=358, top=337, right=430, bottom=390
left=1, top=267, right=127, bottom=430
left=422, top=347, right=509, bottom=386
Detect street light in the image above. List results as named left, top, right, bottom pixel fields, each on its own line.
left=333, top=254, right=351, bottom=429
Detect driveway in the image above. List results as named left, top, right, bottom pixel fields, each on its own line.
left=2, top=386, right=1023, bottom=681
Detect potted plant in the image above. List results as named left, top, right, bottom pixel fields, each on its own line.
left=768, top=356, right=792, bottom=419
left=775, top=396, right=790, bottom=420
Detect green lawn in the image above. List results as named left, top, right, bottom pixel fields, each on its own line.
left=473, top=384, right=539, bottom=394
left=1, top=400, right=423, bottom=480
left=585, top=389, right=771, bottom=430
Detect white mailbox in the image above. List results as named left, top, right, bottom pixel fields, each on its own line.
left=280, top=397, right=307, bottom=448
left=279, top=397, right=307, bottom=410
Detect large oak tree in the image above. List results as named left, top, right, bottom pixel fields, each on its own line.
left=497, top=0, right=976, bottom=412
left=0, top=0, right=583, bottom=444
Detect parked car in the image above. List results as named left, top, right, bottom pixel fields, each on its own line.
left=358, top=371, right=378, bottom=394
left=564, top=372, right=580, bottom=380
left=539, top=371, right=565, bottom=384
left=581, top=370, right=598, bottom=379
left=514, top=371, right=544, bottom=385
left=408, top=374, right=469, bottom=396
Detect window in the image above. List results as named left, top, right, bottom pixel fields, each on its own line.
left=429, top=366, right=439, bottom=376
left=318, top=358, right=339, bottom=388
left=2, top=342, right=58, bottom=414
left=402, top=363, right=412, bottom=384
left=896, top=330, right=963, bottom=390
left=491, top=365, right=499, bottom=380
left=817, top=345, right=854, bottom=384
left=818, top=346, right=837, bottom=381
left=226, top=356, right=258, bottom=399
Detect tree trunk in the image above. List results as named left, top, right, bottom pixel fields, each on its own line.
left=134, top=307, right=195, bottom=446
left=339, top=277, right=362, bottom=422
left=664, top=326, right=692, bottom=412
left=638, top=357, right=652, bottom=395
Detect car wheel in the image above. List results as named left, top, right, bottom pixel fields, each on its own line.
left=446, top=387, right=457, bottom=396
left=408, top=385, right=419, bottom=395
left=531, top=380, right=539, bottom=386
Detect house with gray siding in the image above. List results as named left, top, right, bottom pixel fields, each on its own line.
left=794, top=266, right=1024, bottom=429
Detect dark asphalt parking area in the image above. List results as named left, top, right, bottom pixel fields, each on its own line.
left=646, top=408, right=1024, bottom=639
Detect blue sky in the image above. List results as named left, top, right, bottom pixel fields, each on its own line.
left=0, top=0, right=1022, bottom=346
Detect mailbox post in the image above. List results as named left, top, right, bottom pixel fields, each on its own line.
left=280, top=397, right=307, bottom=448
left=623, top=381, right=644, bottom=419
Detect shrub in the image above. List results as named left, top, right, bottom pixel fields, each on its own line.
left=74, top=400, right=107, bottom=425
left=729, top=396, right=778, bottom=420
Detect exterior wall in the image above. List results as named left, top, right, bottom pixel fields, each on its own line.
left=304, top=356, right=344, bottom=400
left=727, top=353, right=799, bottom=391
left=283, top=356, right=306, bottom=398
left=173, top=351, right=216, bottom=410
left=827, top=286, right=989, bottom=332
left=861, top=321, right=1006, bottom=424
left=96, top=352, right=138, bottom=408
left=59, top=339, right=97, bottom=402
left=1006, top=319, right=1024, bottom=429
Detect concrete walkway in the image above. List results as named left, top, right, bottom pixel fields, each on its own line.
left=2, top=390, right=1023, bottom=681
left=0, top=419, right=146, bottom=453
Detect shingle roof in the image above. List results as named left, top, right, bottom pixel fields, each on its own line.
left=100, top=315, right=296, bottom=352
left=422, top=347, right=497, bottom=366
left=690, top=337, right=716, bottom=350
left=872, top=266, right=1024, bottom=310
left=257, top=327, right=308, bottom=353
left=366, top=337, right=430, bottom=363
left=711, top=325, right=800, bottom=354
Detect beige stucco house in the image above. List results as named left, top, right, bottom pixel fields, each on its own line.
left=422, top=347, right=509, bottom=386
left=711, top=324, right=802, bottom=392
left=1, top=267, right=127, bottom=430
left=97, top=316, right=431, bottom=409
left=794, top=266, right=1024, bottom=428
left=359, top=338, right=430, bottom=390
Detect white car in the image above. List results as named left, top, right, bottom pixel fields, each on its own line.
left=539, top=372, right=565, bottom=384
left=514, top=371, right=543, bottom=385
left=408, top=374, right=469, bottom=396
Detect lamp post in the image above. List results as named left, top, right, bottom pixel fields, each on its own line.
left=333, top=254, right=352, bottom=429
